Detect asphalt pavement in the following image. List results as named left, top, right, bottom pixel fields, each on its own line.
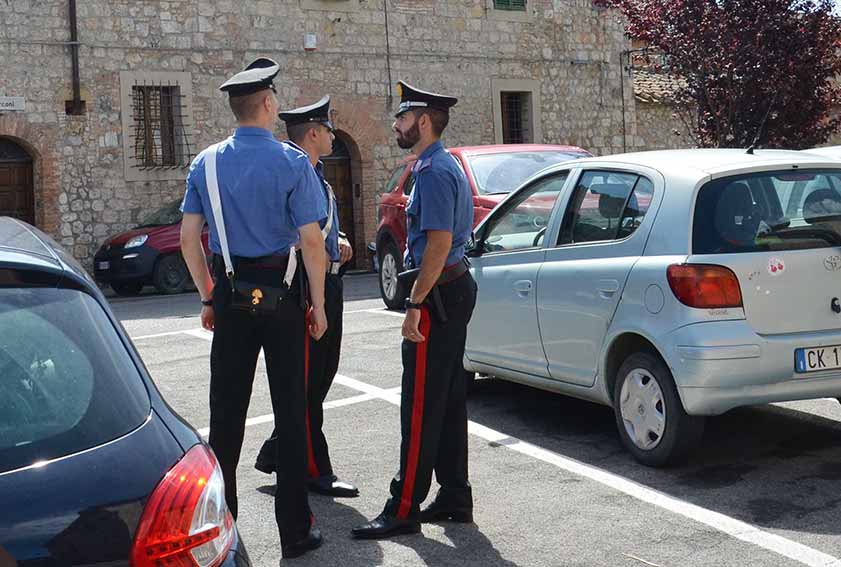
left=111, top=274, right=841, bottom=567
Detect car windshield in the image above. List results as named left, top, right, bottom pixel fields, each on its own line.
left=693, top=169, right=841, bottom=254
left=468, top=151, right=587, bottom=195
left=136, top=200, right=183, bottom=228
left=0, top=284, right=150, bottom=473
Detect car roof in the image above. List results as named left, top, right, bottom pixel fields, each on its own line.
left=452, top=144, right=590, bottom=157
left=573, top=148, right=841, bottom=179
left=801, top=145, right=841, bottom=158
left=0, top=217, right=92, bottom=286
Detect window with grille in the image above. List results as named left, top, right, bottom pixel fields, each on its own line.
left=494, top=0, right=526, bottom=11
left=130, top=84, right=193, bottom=169
left=500, top=92, right=533, bottom=144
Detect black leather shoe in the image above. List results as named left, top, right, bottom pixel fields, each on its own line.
left=281, top=527, right=323, bottom=559
left=418, top=500, right=473, bottom=524
left=351, top=513, right=420, bottom=540
left=308, top=476, right=359, bottom=498
left=254, top=455, right=275, bottom=475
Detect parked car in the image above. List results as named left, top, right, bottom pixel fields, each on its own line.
left=464, top=149, right=841, bottom=466
left=803, top=145, right=841, bottom=159
left=0, top=217, right=249, bottom=567
left=375, top=144, right=591, bottom=308
left=93, top=199, right=209, bottom=296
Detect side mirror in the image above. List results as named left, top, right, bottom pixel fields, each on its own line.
left=465, top=231, right=482, bottom=258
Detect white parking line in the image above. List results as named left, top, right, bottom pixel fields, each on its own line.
left=131, top=327, right=841, bottom=567
left=343, top=308, right=405, bottom=318
left=194, top=389, right=401, bottom=438
left=130, top=329, right=196, bottom=341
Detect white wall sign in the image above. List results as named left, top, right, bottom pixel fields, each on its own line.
left=0, top=97, right=25, bottom=111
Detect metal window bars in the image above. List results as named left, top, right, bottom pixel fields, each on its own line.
left=131, top=80, right=194, bottom=170
left=501, top=92, right=532, bottom=144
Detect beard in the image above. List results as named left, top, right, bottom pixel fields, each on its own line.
left=396, top=121, right=420, bottom=149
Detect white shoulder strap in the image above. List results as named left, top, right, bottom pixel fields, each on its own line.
left=322, top=182, right=335, bottom=240
left=204, top=143, right=234, bottom=279
left=284, top=179, right=336, bottom=289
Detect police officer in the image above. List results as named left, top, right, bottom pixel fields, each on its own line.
left=180, top=57, right=328, bottom=559
left=352, top=81, right=477, bottom=539
left=254, top=96, right=359, bottom=498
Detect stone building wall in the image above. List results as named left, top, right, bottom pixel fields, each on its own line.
left=0, top=0, right=633, bottom=270
left=633, top=102, right=691, bottom=151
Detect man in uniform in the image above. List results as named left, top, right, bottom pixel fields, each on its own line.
left=352, top=81, right=477, bottom=539
left=180, top=57, right=328, bottom=559
left=254, top=96, right=359, bottom=498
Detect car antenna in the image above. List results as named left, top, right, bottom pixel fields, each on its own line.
left=746, top=92, right=778, bottom=155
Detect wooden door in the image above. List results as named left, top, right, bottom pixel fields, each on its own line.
left=0, top=162, right=34, bottom=225
left=323, top=157, right=356, bottom=269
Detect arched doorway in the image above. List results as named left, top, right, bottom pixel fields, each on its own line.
left=0, top=138, right=34, bottom=225
left=323, top=134, right=357, bottom=269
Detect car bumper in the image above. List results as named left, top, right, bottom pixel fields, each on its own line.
left=93, top=245, right=158, bottom=284
left=663, top=320, right=841, bottom=415
left=222, top=526, right=251, bottom=567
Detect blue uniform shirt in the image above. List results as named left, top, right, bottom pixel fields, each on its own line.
left=181, top=127, right=326, bottom=258
left=405, top=140, right=473, bottom=268
left=286, top=141, right=341, bottom=262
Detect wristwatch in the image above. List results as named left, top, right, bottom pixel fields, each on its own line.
left=201, top=298, right=213, bottom=306
left=404, top=298, right=423, bottom=310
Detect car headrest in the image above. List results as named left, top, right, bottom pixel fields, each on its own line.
left=803, top=188, right=841, bottom=224
left=713, top=181, right=759, bottom=245
left=591, top=184, right=631, bottom=219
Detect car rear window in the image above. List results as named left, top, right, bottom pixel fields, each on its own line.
left=693, top=169, right=841, bottom=254
left=0, top=285, right=151, bottom=474
left=468, top=151, right=587, bottom=195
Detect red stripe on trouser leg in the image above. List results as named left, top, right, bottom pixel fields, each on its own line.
left=397, top=307, right=431, bottom=519
left=304, top=309, right=319, bottom=478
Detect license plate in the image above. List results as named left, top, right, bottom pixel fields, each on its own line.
left=795, top=345, right=841, bottom=373
left=97, top=261, right=110, bottom=270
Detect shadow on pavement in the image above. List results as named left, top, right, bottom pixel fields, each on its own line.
left=394, top=522, right=520, bottom=567
left=254, top=487, right=386, bottom=566
left=466, top=377, right=841, bottom=537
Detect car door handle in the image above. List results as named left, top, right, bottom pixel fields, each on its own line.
left=513, top=280, right=533, bottom=296
left=597, top=279, right=620, bottom=299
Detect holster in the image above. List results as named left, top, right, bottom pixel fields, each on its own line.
left=296, top=250, right=308, bottom=310
left=229, top=277, right=289, bottom=315
left=396, top=267, right=449, bottom=324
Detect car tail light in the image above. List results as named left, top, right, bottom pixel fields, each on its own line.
left=131, top=444, right=234, bottom=567
left=666, top=264, right=743, bottom=309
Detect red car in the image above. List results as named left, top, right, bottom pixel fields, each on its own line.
left=93, top=200, right=209, bottom=296
left=375, top=144, right=590, bottom=308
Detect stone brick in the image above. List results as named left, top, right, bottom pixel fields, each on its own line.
left=0, top=0, right=650, bottom=271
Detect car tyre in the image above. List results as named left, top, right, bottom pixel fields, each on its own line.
left=153, top=253, right=190, bottom=295
left=378, top=240, right=406, bottom=310
left=613, top=352, right=704, bottom=467
left=111, top=281, right=143, bottom=296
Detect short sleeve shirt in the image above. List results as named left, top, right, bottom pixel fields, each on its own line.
left=405, top=141, right=473, bottom=268
left=181, top=127, right=327, bottom=257
left=285, top=141, right=341, bottom=263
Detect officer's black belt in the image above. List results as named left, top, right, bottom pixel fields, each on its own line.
left=436, top=257, right=469, bottom=286
left=213, top=253, right=289, bottom=270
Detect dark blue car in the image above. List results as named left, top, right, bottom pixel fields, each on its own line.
left=0, top=218, right=250, bottom=567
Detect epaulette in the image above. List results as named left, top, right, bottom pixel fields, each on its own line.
left=413, top=157, right=433, bottom=173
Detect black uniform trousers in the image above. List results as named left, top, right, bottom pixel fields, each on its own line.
left=208, top=260, right=312, bottom=547
left=256, top=272, right=343, bottom=480
left=386, top=272, right=477, bottom=519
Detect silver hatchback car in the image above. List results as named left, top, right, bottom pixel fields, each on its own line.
left=464, top=149, right=841, bottom=466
